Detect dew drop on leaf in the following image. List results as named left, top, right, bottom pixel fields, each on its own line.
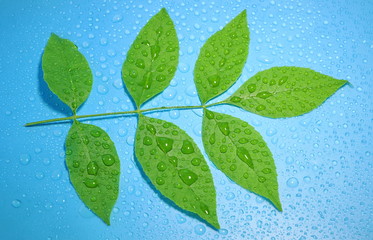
left=256, top=105, right=266, bottom=111
left=143, top=136, right=153, bottom=146
left=90, top=130, right=101, bottom=138
left=146, top=124, right=157, bottom=135
left=256, top=91, right=272, bottom=99
left=156, top=137, right=174, bottom=153
left=258, top=176, right=267, bottom=183
left=209, top=133, right=216, bottom=144
left=191, top=158, right=201, bottom=166
left=247, top=84, right=256, bottom=93
left=169, top=156, right=178, bottom=167
left=102, top=154, right=115, bottom=166
left=84, top=178, right=98, bottom=188
left=200, top=203, right=210, bottom=215
left=178, top=169, right=198, bottom=186
left=181, top=140, right=194, bottom=154
left=236, top=147, right=254, bottom=169
left=87, top=161, right=99, bottom=176
left=217, top=122, right=230, bottom=136
left=207, top=74, right=220, bottom=87
left=156, top=177, right=165, bottom=185
left=157, top=161, right=167, bottom=172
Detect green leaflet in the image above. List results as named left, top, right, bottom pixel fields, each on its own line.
left=194, top=10, right=249, bottom=104
left=42, top=33, right=93, bottom=113
left=135, top=115, right=220, bottom=229
left=202, top=109, right=282, bottom=210
left=122, top=8, right=179, bottom=108
left=225, top=67, right=348, bottom=118
left=65, top=121, right=120, bottom=225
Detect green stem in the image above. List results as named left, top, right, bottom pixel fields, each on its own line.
left=24, top=101, right=227, bottom=127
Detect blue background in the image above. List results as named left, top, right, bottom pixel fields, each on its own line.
left=1, top=0, right=372, bottom=239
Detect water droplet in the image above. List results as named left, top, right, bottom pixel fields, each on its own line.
left=157, top=161, right=167, bottom=172
left=256, top=105, right=266, bottom=111
left=217, top=122, right=230, bottom=136
left=194, top=224, right=206, bottom=235
left=84, top=178, right=98, bottom=188
left=146, top=124, right=156, bottom=135
left=200, top=203, right=210, bottom=215
left=72, top=161, right=79, bottom=168
left=279, top=76, right=288, bottom=85
left=258, top=176, right=266, bottom=183
left=208, top=74, right=220, bottom=87
left=220, top=145, right=228, bottom=153
left=247, top=84, right=256, bottom=93
left=143, top=136, right=153, bottom=146
left=256, top=91, right=272, bottom=99
left=11, top=199, right=21, bottom=208
left=156, top=177, right=165, bottom=185
left=112, top=14, right=123, bottom=23
left=135, top=59, right=145, bottom=69
left=287, top=177, right=299, bottom=188
left=231, top=96, right=242, bottom=103
left=87, top=161, right=99, bottom=176
left=156, top=137, right=173, bottom=153
left=238, top=138, right=249, bottom=144
left=191, top=158, right=201, bottom=166
left=90, top=130, right=101, bottom=138
left=230, top=164, right=237, bottom=171
left=102, top=154, right=115, bottom=166
left=220, top=229, right=228, bottom=235
left=151, top=45, right=160, bottom=60
left=169, top=156, right=178, bottom=167
left=262, top=168, right=272, bottom=174
left=219, top=58, right=226, bottom=67
left=209, top=133, right=216, bottom=144
left=236, top=147, right=254, bottom=169
left=226, top=192, right=236, bottom=200
left=20, top=154, right=31, bottom=165
left=178, top=169, right=198, bottom=186
left=181, top=140, right=194, bottom=154
left=205, top=110, right=214, bottom=119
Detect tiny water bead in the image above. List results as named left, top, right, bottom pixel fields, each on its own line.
left=286, top=177, right=299, bottom=188
left=236, top=147, right=254, bottom=169
left=84, top=178, right=98, bottom=188
left=87, top=161, right=99, bottom=175
left=178, top=169, right=198, bottom=186
left=19, top=154, right=31, bottom=165
left=102, top=154, right=115, bottom=166
left=156, top=137, right=174, bottom=153
left=194, top=224, right=206, bottom=236
left=11, top=199, right=22, bottom=208
left=217, top=122, right=230, bottom=136
left=181, top=140, right=194, bottom=154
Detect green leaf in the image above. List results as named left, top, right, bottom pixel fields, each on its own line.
left=122, top=8, right=179, bottom=108
left=65, top=121, right=120, bottom=225
left=42, top=33, right=93, bottom=113
left=135, top=115, right=220, bottom=229
left=225, top=67, right=348, bottom=118
left=194, top=10, right=249, bottom=104
left=202, top=109, right=282, bottom=210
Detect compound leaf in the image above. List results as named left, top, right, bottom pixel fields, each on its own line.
left=122, top=8, right=179, bottom=108
left=194, top=10, right=249, bottom=104
left=65, top=121, right=120, bottom=225
left=42, top=33, right=93, bottom=113
left=202, top=109, right=281, bottom=210
left=135, top=115, right=220, bottom=229
left=225, top=67, right=348, bottom=118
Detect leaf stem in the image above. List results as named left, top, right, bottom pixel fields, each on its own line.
left=24, top=101, right=227, bottom=127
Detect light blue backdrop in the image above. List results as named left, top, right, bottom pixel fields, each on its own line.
left=1, top=0, right=372, bottom=239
